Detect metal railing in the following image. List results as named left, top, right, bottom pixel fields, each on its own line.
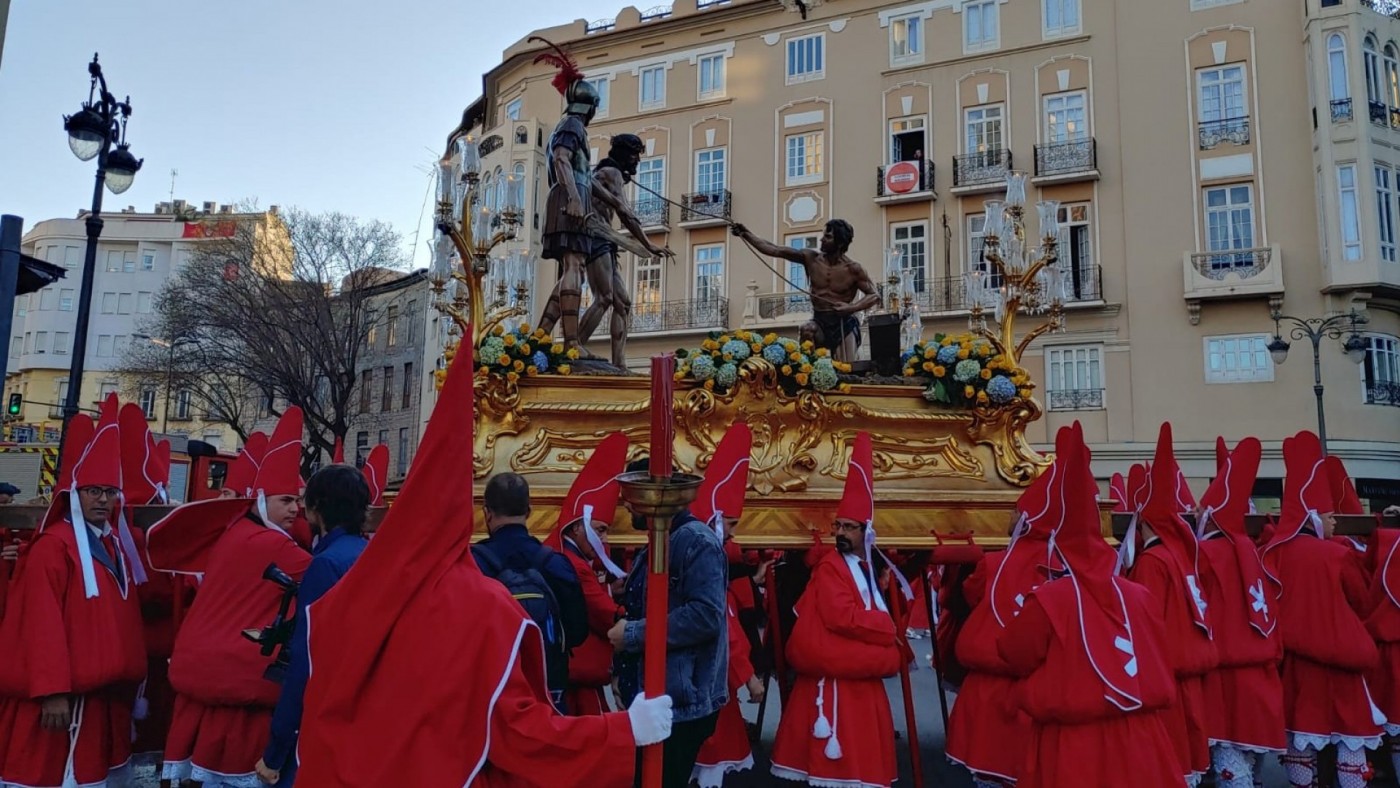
left=1366, top=380, right=1400, bottom=406
left=585, top=17, right=616, bottom=33
left=1190, top=247, right=1272, bottom=280
left=681, top=190, right=732, bottom=223
left=630, top=297, right=729, bottom=334
left=1048, top=388, right=1105, bottom=411
left=1371, top=100, right=1389, bottom=126
left=1034, top=139, right=1097, bottom=177
left=876, top=160, right=935, bottom=197
left=1331, top=98, right=1354, bottom=122
left=1197, top=117, right=1251, bottom=149
left=697, top=0, right=731, bottom=7
left=953, top=149, right=1013, bottom=187
left=756, top=292, right=813, bottom=321
left=634, top=196, right=671, bottom=229
left=640, top=4, right=673, bottom=20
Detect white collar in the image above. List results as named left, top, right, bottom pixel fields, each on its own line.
left=841, top=552, right=888, bottom=613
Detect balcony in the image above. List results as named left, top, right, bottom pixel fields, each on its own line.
left=634, top=196, right=671, bottom=231
left=754, top=291, right=812, bottom=322
left=1367, top=380, right=1400, bottom=407
left=631, top=297, right=729, bottom=334
left=1197, top=117, right=1251, bottom=150
left=951, top=150, right=1013, bottom=194
left=680, top=190, right=731, bottom=227
left=1331, top=98, right=1354, bottom=123
left=1033, top=139, right=1099, bottom=184
left=1182, top=244, right=1284, bottom=325
left=875, top=160, right=936, bottom=204
left=1371, top=100, right=1389, bottom=126
left=1047, top=388, right=1105, bottom=412
left=1363, top=0, right=1400, bottom=19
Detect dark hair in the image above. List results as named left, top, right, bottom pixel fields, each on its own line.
left=304, top=464, right=370, bottom=535
left=609, top=133, right=645, bottom=158
left=825, top=219, right=854, bottom=253
left=484, top=472, right=531, bottom=517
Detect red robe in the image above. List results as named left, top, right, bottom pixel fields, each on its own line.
left=1366, top=530, right=1400, bottom=735
left=693, top=590, right=756, bottom=787
left=771, top=550, right=900, bottom=788
left=998, top=579, right=1183, bottom=788
left=1267, top=535, right=1383, bottom=750
left=560, top=540, right=619, bottom=717
left=162, top=516, right=311, bottom=784
left=1128, top=542, right=1218, bottom=778
left=129, top=526, right=192, bottom=759
left=945, top=551, right=1035, bottom=781
left=0, top=521, right=146, bottom=787
left=1197, top=532, right=1285, bottom=752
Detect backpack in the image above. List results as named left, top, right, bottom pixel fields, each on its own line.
left=473, top=544, right=570, bottom=712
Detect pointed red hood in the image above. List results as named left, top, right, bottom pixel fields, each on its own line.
left=1323, top=456, right=1364, bottom=516
left=362, top=444, right=389, bottom=507
left=1140, top=422, right=1210, bottom=637
left=544, top=432, right=628, bottom=577
left=1266, top=431, right=1333, bottom=553
left=74, top=394, right=122, bottom=490
left=119, top=403, right=161, bottom=505
left=225, top=432, right=268, bottom=497
left=836, top=432, right=874, bottom=526
left=54, top=413, right=94, bottom=495
left=254, top=408, right=304, bottom=499
left=989, top=424, right=1072, bottom=627
left=1201, top=437, right=1277, bottom=637
left=691, top=422, right=752, bottom=530
left=1109, top=473, right=1129, bottom=513
left=1215, top=436, right=1228, bottom=477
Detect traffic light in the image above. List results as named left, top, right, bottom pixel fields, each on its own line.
left=6, top=393, right=20, bottom=416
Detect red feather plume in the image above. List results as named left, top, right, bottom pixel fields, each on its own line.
left=529, top=36, right=584, bottom=96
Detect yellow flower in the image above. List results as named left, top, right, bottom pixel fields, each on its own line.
left=835, top=362, right=852, bottom=373
left=1018, top=388, right=1032, bottom=399
left=525, top=366, right=538, bottom=377
left=567, top=348, right=580, bottom=360
left=493, top=325, right=505, bottom=337
left=751, top=343, right=763, bottom=355
left=474, top=366, right=487, bottom=377
left=519, top=323, right=532, bottom=334
left=702, top=340, right=717, bottom=351
left=801, top=363, right=813, bottom=374
left=521, top=343, right=532, bottom=355
left=719, top=335, right=732, bottom=344
left=506, top=371, right=520, bottom=383
left=964, top=385, right=975, bottom=398
left=795, top=373, right=810, bottom=386
left=933, top=365, right=946, bottom=377
left=497, top=354, right=510, bottom=366
left=977, top=391, right=989, bottom=405
left=838, top=383, right=853, bottom=393
left=815, top=348, right=831, bottom=359
left=790, top=352, right=803, bottom=362
left=923, top=348, right=936, bottom=359
left=722, top=353, right=733, bottom=363
left=957, top=348, right=970, bottom=360
left=782, top=365, right=793, bottom=375
left=704, top=379, right=715, bottom=391
left=980, top=369, right=991, bottom=380
left=903, top=368, right=914, bottom=377
left=801, top=340, right=814, bottom=351
left=922, top=361, right=935, bottom=373
left=551, top=343, right=564, bottom=354
left=513, top=360, right=525, bottom=372
left=533, top=329, right=549, bottom=341
left=764, top=333, right=778, bottom=344
left=674, top=371, right=685, bottom=381
left=503, top=334, right=516, bottom=347
left=557, top=364, right=571, bottom=375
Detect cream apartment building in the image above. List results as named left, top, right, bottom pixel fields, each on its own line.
left=451, top=0, right=1400, bottom=503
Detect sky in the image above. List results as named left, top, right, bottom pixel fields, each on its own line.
left=0, top=0, right=623, bottom=270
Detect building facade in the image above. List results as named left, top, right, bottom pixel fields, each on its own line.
left=348, top=269, right=431, bottom=486
left=452, top=0, right=1400, bottom=503
left=5, top=201, right=273, bottom=449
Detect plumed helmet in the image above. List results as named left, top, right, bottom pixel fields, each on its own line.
left=565, top=79, right=600, bottom=120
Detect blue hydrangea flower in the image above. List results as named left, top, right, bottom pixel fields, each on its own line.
left=936, top=345, right=960, bottom=365
left=532, top=351, right=549, bottom=373
left=763, top=344, right=788, bottom=365
left=901, top=349, right=916, bottom=365
left=690, top=354, right=716, bottom=381
left=954, top=358, right=981, bottom=382
left=721, top=339, right=751, bottom=361
left=811, top=358, right=839, bottom=391
left=987, top=376, right=1017, bottom=404
left=716, top=362, right=739, bottom=389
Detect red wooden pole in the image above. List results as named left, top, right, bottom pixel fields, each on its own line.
left=763, top=561, right=789, bottom=704
left=889, top=586, right=925, bottom=788
left=641, top=519, right=669, bottom=788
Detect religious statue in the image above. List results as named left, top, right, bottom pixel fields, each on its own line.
left=732, top=220, right=880, bottom=362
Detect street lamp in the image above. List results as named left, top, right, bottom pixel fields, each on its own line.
left=57, top=54, right=143, bottom=460
left=1266, top=306, right=1369, bottom=454
left=133, top=333, right=193, bottom=436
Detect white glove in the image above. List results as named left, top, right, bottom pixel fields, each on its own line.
left=627, top=694, right=673, bottom=746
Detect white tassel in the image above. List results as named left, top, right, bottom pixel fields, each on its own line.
left=812, top=678, right=832, bottom=739
left=823, top=680, right=843, bottom=760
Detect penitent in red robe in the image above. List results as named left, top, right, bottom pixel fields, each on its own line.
left=161, top=515, right=310, bottom=785
left=693, top=590, right=757, bottom=787
left=0, top=521, right=146, bottom=787
left=998, top=579, right=1184, bottom=788
left=1367, top=530, right=1400, bottom=736
left=771, top=549, right=901, bottom=788
left=560, top=538, right=621, bottom=717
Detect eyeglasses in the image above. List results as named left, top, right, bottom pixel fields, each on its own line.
left=77, top=486, right=121, bottom=499
left=832, top=522, right=865, bottom=533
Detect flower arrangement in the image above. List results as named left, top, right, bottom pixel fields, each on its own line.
left=902, top=333, right=1033, bottom=408
left=475, top=323, right=578, bottom=383
left=676, top=330, right=853, bottom=395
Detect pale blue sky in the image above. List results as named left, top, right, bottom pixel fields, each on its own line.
left=0, top=0, right=621, bottom=269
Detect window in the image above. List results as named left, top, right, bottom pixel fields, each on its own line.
left=54, top=332, right=69, bottom=355
left=635, top=157, right=665, bottom=223
left=175, top=389, right=193, bottom=420
left=967, top=214, right=987, bottom=273
left=398, top=427, right=411, bottom=476
left=785, top=235, right=817, bottom=294
left=1338, top=165, right=1363, bottom=261
left=98, top=381, right=118, bottom=403
left=640, top=65, right=666, bottom=110
left=137, top=291, right=153, bottom=314
left=15, top=295, right=25, bottom=317
left=355, top=432, right=369, bottom=468
left=505, top=98, right=523, bottom=122
left=1056, top=203, right=1096, bottom=300
left=1046, top=345, right=1104, bottom=410
left=378, top=430, right=389, bottom=450
left=382, top=366, right=394, bottom=411
left=891, top=223, right=928, bottom=293
left=386, top=305, right=399, bottom=347
left=1366, top=37, right=1382, bottom=106
left=698, top=53, right=726, bottom=99
left=1197, top=65, right=1246, bottom=123
left=64, top=246, right=80, bottom=269
left=965, top=105, right=1004, bottom=154
left=1363, top=334, right=1399, bottom=405
left=97, top=335, right=113, bottom=358
left=59, top=289, right=74, bottom=311
left=359, top=370, right=373, bottom=412
left=889, top=117, right=927, bottom=165
left=1387, top=44, right=1400, bottom=107
left=367, top=321, right=378, bottom=348
left=582, top=76, right=610, bottom=118
left=964, top=0, right=999, bottom=52
left=122, top=252, right=136, bottom=273
left=139, top=388, right=158, bottom=419
left=141, top=252, right=155, bottom=271
left=786, top=34, right=824, bottom=83
left=1379, top=166, right=1397, bottom=262
left=890, top=14, right=923, bottom=64
left=402, top=361, right=414, bottom=409
left=634, top=254, right=663, bottom=328
left=34, top=331, right=47, bottom=354
left=54, top=381, right=69, bottom=418
left=695, top=147, right=727, bottom=196
left=1044, top=92, right=1087, bottom=143
left=22, top=332, right=30, bottom=354
left=101, top=292, right=116, bottom=314
left=785, top=132, right=824, bottom=185
left=1329, top=34, right=1350, bottom=102
left=695, top=245, right=724, bottom=302
left=117, top=293, right=133, bottom=315
left=8, top=336, right=18, bottom=358
left=105, top=251, right=122, bottom=272
left=1204, top=334, right=1274, bottom=383
left=113, top=335, right=128, bottom=358
left=1043, top=0, right=1080, bottom=37
left=1203, top=185, right=1256, bottom=269
left=38, top=289, right=55, bottom=311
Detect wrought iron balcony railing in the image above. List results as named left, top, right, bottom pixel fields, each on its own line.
left=953, top=149, right=1012, bottom=187
left=681, top=190, right=732, bottom=223
left=1197, top=117, right=1251, bottom=149
left=1331, top=98, right=1354, bottom=123
left=1048, top=388, right=1105, bottom=412
left=631, top=297, right=729, bottom=334
left=585, top=17, right=616, bottom=33
left=634, top=196, right=671, bottom=229
left=1372, top=100, right=1389, bottom=126
left=1190, top=247, right=1272, bottom=280
left=1034, top=139, right=1097, bottom=177
left=639, top=4, right=673, bottom=21
left=876, top=160, right=935, bottom=197
left=1366, top=380, right=1400, bottom=407
left=756, top=292, right=813, bottom=321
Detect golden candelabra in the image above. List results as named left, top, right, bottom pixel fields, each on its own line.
left=964, top=171, right=1069, bottom=366
left=430, top=134, right=530, bottom=340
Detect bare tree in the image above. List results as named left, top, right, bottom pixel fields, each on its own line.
left=121, top=207, right=407, bottom=473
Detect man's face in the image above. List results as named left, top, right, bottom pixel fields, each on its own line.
left=622, top=150, right=642, bottom=176
left=0, top=494, right=13, bottom=505
left=77, top=485, right=119, bottom=527
left=1321, top=511, right=1338, bottom=539
left=832, top=519, right=864, bottom=554
left=820, top=229, right=838, bottom=256
left=720, top=516, right=741, bottom=541
left=218, top=487, right=238, bottom=500
left=264, top=494, right=301, bottom=530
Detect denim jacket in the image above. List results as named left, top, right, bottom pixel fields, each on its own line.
left=616, top=510, right=728, bottom=722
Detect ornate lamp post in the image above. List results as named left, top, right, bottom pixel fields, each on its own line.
left=430, top=136, right=529, bottom=340
left=1265, top=307, right=1369, bottom=454
left=963, top=172, right=1068, bottom=365
left=59, top=54, right=143, bottom=459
